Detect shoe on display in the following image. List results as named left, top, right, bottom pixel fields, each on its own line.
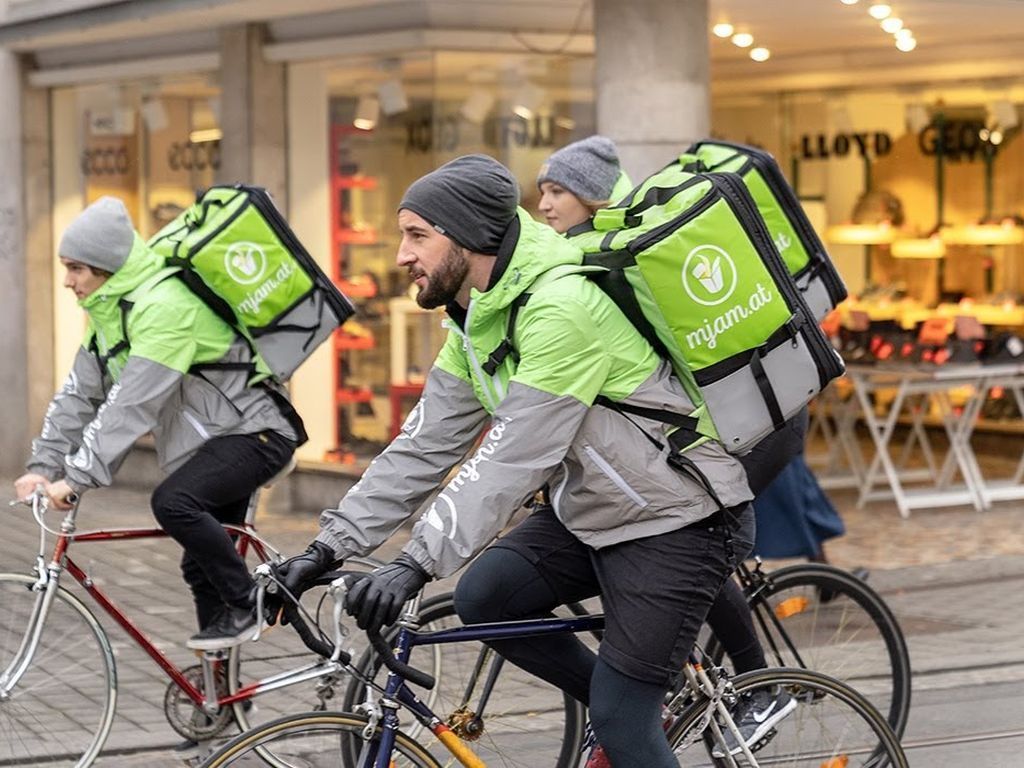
left=187, top=604, right=259, bottom=651
left=711, top=686, right=797, bottom=758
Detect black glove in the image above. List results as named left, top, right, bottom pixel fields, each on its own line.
left=345, top=553, right=430, bottom=635
left=266, top=541, right=338, bottom=624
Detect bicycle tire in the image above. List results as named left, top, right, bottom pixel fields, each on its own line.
left=342, top=592, right=588, bottom=768
left=226, top=555, right=382, bottom=766
left=667, top=666, right=908, bottom=767
left=0, top=572, right=117, bottom=768
left=201, top=710, right=442, bottom=768
left=705, top=563, right=911, bottom=739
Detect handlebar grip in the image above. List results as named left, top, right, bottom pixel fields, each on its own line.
left=281, top=601, right=350, bottom=665
left=368, top=630, right=436, bottom=690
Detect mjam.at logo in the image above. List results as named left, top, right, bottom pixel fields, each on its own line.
left=225, top=242, right=267, bottom=285
left=681, top=244, right=737, bottom=306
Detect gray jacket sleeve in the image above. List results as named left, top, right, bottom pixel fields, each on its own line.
left=62, top=356, right=185, bottom=491
left=314, top=365, right=489, bottom=560
left=27, top=347, right=106, bottom=481
left=403, top=382, right=588, bottom=578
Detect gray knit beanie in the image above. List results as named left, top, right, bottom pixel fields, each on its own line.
left=537, top=135, right=621, bottom=203
left=399, top=154, right=520, bottom=255
left=59, top=196, right=135, bottom=273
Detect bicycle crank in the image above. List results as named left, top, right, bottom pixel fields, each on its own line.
left=447, top=707, right=485, bottom=741
left=163, top=663, right=234, bottom=741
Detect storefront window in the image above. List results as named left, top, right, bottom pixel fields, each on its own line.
left=323, top=50, right=594, bottom=459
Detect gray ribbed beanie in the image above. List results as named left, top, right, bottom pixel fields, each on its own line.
left=537, top=135, right=621, bottom=202
left=399, top=154, right=520, bottom=255
left=59, top=196, right=135, bottom=273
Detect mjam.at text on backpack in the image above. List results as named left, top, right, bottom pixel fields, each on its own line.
left=148, top=184, right=355, bottom=382
left=561, top=149, right=845, bottom=455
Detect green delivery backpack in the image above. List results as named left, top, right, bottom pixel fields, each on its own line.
left=148, top=185, right=354, bottom=382
left=562, top=155, right=845, bottom=455
left=685, top=140, right=847, bottom=321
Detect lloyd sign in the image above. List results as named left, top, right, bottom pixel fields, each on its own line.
left=799, top=132, right=893, bottom=160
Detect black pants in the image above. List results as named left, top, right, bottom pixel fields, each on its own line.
left=151, top=431, right=295, bottom=628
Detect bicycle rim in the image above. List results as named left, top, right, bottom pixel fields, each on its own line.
left=203, top=711, right=441, bottom=768
left=343, top=593, right=587, bottom=768
left=668, top=667, right=908, bottom=768
left=0, top=573, right=117, bottom=768
left=709, top=564, right=911, bottom=739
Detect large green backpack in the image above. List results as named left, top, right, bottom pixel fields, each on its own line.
left=685, top=140, right=847, bottom=320
left=148, top=185, right=354, bottom=382
left=565, top=155, right=845, bottom=455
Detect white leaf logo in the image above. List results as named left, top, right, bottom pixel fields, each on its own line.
left=682, top=245, right=738, bottom=307
left=224, top=242, right=267, bottom=285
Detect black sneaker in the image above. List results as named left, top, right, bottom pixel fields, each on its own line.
left=187, top=604, right=259, bottom=651
left=711, top=686, right=797, bottom=758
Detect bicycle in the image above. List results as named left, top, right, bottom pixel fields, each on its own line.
left=0, top=482, right=381, bottom=768
left=343, top=558, right=911, bottom=768
left=202, top=577, right=909, bottom=768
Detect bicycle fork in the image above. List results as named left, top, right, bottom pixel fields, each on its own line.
left=0, top=562, right=61, bottom=698
left=680, top=661, right=762, bottom=768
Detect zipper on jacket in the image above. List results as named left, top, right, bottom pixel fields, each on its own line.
left=182, top=409, right=212, bottom=440
left=451, top=302, right=500, bottom=413
left=583, top=445, right=649, bottom=508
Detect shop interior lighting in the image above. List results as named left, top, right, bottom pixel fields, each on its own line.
left=990, top=129, right=1004, bottom=145
left=512, top=82, right=545, bottom=120
left=881, top=16, right=903, bottom=33
left=825, top=223, right=896, bottom=245
left=988, top=99, right=1020, bottom=130
left=555, top=116, right=576, bottom=130
left=895, top=35, right=917, bottom=52
left=940, top=223, right=1024, bottom=246
left=376, top=78, right=408, bottom=116
left=353, top=95, right=379, bottom=130
left=895, top=28, right=914, bottom=41
left=731, top=32, right=754, bottom=48
left=712, top=22, right=734, bottom=38
left=140, top=97, right=168, bottom=132
left=189, top=128, right=222, bottom=143
left=868, top=3, right=892, bottom=20
left=460, top=88, right=495, bottom=124
left=840, top=0, right=859, bottom=5
left=750, top=47, right=771, bottom=62
left=891, top=237, right=946, bottom=259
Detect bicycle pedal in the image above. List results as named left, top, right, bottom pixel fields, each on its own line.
left=751, top=727, right=778, bottom=753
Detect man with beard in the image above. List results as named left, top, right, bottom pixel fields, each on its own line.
left=275, top=154, right=754, bottom=768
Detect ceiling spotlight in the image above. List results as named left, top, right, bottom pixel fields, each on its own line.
left=895, top=27, right=914, bottom=41
left=979, top=128, right=991, bottom=142
left=895, top=35, right=917, bottom=51
left=750, top=47, right=771, bottom=62
left=840, top=0, right=859, bottom=4
left=990, top=130, right=1004, bottom=145
left=713, top=22, right=734, bottom=38
left=881, top=17, right=903, bottom=33
left=868, top=3, right=892, bottom=19
left=353, top=95, right=379, bottom=130
left=731, top=32, right=754, bottom=48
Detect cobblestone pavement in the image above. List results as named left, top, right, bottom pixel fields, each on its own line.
left=2, top=464, right=1024, bottom=766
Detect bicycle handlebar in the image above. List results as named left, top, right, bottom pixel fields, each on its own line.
left=366, top=627, right=436, bottom=691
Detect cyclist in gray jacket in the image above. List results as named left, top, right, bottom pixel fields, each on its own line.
left=277, top=155, right=754, bottom=768
left=14, top=196, right=300, bottom=651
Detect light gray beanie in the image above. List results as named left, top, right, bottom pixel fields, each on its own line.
left=537, top=135, right=621, bottom=202
left=59, top=196, right=135, bottom=273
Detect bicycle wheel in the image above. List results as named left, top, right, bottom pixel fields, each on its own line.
left=0, top=573, right=117, bottom=767
left=668, top=667, right=908, bottom=767
left=342, top=592, right=588, bottom=768
left=202, top=711, right=441, bottom=768
left=706, top=564, right=911, bottom=739
left=227, top=557, right=381, bottom=746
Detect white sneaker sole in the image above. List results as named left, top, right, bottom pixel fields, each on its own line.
left=711, top=696, right=798, bottom=758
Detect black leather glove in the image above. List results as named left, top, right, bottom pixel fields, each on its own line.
left=345, top=553, right=430, bottom=635
left=266, top=541, right=338, bottom=624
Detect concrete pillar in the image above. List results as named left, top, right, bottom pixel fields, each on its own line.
left=218, top=24, right=288, bottom=211
left=594, top=0, right=710, bottom=181
left=0, top=49, right=29, bottom=476
left=24, top=76, right=54, bottom=443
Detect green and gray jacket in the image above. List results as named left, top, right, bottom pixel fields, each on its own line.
left=315, top=210, right=751, bottom=578
left=27, top=236, right=296, bottom=492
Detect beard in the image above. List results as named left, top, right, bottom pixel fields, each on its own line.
left=415, top=242, right=470, bottom=309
